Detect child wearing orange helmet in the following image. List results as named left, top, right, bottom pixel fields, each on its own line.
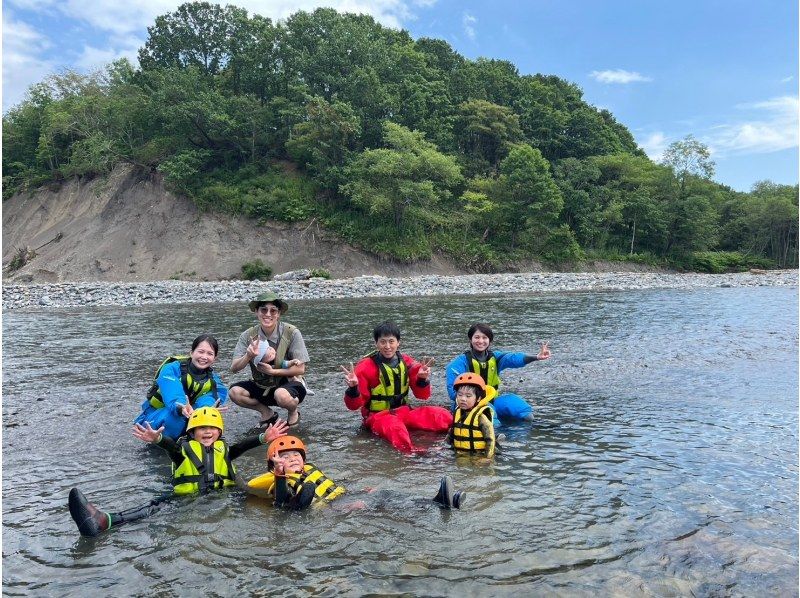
left=247, top=435, right=345, bottom=510
left=68, top=407, right=288, bottom=537
left=446, top=373, right=498, bottom=459
left=249, top=435, right=466, bottom=510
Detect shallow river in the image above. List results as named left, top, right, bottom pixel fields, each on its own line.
left=3, top=286, right=798, bottom=596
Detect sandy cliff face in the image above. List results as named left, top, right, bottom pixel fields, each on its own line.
left=2, top=165, right=464, bottom=283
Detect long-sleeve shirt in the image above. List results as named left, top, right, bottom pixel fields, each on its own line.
left=343, top=353, right=431, bottom=418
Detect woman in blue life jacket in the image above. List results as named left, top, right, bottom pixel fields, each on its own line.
left=445, top=323, right=550, bottom=422
left=134, top=334, right=229, bottom=440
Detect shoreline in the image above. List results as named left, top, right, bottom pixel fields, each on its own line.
left=3, top=270, right=797, bottom=311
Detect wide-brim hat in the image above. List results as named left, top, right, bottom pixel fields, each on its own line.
left=248, top=291, right=288, bottom=314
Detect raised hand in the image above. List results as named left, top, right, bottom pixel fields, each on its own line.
left=179, top=403, right=194, bottom=418
left=246, top=336, right=260, bottom=359
left=341, top=363, right=358, bottom=387
left=132, top=422, right=165, bottom=443
left=264, top=419, right=289, bottom=442
left=417, top=356, right=435, bottom=380
left=537, top=340, right=551, bottom=360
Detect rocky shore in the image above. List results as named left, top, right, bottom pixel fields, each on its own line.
left=3, top=270, right=796, bottom=311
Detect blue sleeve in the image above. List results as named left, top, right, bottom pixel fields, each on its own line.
left=495, top=350, right=528, bottom=372
left=211, top=371, right=229, bottom=405
left=445, top=354, right=469, bottom=409
left=156, top=361, right=188, bottom=413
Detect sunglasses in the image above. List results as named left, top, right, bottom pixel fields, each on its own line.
left=257, top=306, right=281, bottom=315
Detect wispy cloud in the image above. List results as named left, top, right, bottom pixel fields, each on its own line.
left=638, top=131, right=668, bottom=160
left=2, top=14, right=55, bottom=109
left=708, top=96, right=798, bottom=155
left=590, top=69, right=652, bottom=84
left=780, top=75, right=794, bottom=83
left=462, top=12, right=477, bottom=40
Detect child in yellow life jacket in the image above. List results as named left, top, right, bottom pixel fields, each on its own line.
left=446, top=373, right=498, bottom=459
left=68, top=407, right=288, bottom=537
left=248, top=435, right=466, bottom=510
left=247, top=435, right=345, bottom=509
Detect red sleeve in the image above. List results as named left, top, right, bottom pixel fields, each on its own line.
left=404, top=354, right=431, bottom=400
left=343, top=358, right=377, bottom=413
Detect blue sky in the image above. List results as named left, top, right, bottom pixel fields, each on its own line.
left=3, top=0, right=798, bottom=191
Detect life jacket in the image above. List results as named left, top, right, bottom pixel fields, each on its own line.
left=146, top=356, right=218, bottom=409
left=246, top=323, right=297, bottom=389
left=367, top=352, right=410, bottom=412
left=247, top=464, right=345, bottom=503
left=464, top=350, right=500, bottom=390
left=172, top=439, right=236, bottom=495
left=452, top=393, right=495, bottom=453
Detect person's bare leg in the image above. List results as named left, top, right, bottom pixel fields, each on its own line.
left=274, top=388, right=300, bottom=425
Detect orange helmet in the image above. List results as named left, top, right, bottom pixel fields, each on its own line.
left=453, top=372, right=487, bottom=391
left=267, top=435, right=306, bottom=470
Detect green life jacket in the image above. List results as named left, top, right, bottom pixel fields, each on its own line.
left=368, top=352, right=410, bottom=412
left=146, top=356, right=218, bottom=409
left=246, top=323, right=297, bottom=389
left=465, top=350, right=500, bottom=390
left=172, top=439, right=236, bottom=495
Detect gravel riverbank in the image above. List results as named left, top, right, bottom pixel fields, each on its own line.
left=3, top=270, right=797, bottom=311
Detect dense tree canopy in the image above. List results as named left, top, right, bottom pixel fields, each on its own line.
left=3, top=2, right=795, bottom=270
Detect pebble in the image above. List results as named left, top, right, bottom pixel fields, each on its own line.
left=2, top=271, right=797, bottom=311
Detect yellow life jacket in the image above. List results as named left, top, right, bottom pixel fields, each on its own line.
left=452, top=393, right=495, bottom=453
left=246, top=323, right=297, bottom=389
left=368, top=352, right=410, bottom=412
left=247, top=464, right=345, bottom=503
left=465, top=350, right=500, bottom=390
left=172, top=439, right=236, bottom=495
left=146, top=356, right=218, bottom=409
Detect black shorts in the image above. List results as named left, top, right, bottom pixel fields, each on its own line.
left=231, top=380, right=307, bottom=406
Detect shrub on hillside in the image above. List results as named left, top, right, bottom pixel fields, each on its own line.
left=241, top=259, right=273, bottom=281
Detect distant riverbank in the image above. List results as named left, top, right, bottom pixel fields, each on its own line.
left=3, top=270, right=796, bottom=311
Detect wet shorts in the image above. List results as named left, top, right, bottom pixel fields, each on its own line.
left=231, top=380, right=307, bottom=406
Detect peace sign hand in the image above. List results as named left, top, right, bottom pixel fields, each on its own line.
left=537, top=340, right=551, bottom=360
left=417, top=356, right=435, bottom=380
left=341, top=363, right=358, bottom=387
left=246, top=336, right=260, bottom=359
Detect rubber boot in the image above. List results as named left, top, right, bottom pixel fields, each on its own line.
left=433, top=476, right=454, bottom=509
left=69, top=488, right=110, bottom=537
left=452, top=490, right=466, bottom=509
left=111, top=500, right=165, bottom=525
left=290, top=482, right=317, bottom=510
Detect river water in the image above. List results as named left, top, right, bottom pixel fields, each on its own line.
left=2, top=286, right=798, bottom=596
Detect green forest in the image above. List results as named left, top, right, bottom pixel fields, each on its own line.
left=3, top=2, right=797, bottom=272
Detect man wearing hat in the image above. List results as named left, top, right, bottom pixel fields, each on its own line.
left=229, top=291, right=310, bottom=428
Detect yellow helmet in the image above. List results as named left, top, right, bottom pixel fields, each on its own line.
left=186, top=407, right=224, bottom=434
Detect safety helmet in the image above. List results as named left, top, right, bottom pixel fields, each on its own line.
left=186, top=407, right=224, bottom=434
left=267, top=435, right=306, bottom=470
left=453, top=372, right=487, bottom=398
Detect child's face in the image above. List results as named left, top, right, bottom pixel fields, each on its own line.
left=277, top=449, right=305, bottom=473
left=455, top=385, right=479, bottom=410
left=192, top=425, right=221, bottom=447
left=375, top=335, right=400, bottom=360
left=470, top=331, right=491, bottom=352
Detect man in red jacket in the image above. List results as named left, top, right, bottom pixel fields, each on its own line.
left=342, top=321, right=453, bottom=452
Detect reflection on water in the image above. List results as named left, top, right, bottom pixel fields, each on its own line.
left=3, top=286, right=798, bottom=595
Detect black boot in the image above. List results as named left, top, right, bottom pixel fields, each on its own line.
left=452, top=490, right=466, bottom=509
left=433, top=476, right=454, bottom=508
left=289, top=482, right=317, bottom=511
left=68, top=488, right=110, bottom=537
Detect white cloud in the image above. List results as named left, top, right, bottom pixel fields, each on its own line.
left=638, top=131, right=668, bottom=160
left=462, top=12, right=476, bottom=41
left=780, top=75, right=794, bottom=83
left=708, top=96, right=798, bottom=155
left=2, top=15, right=56, bottom=109
left=73, top=35, right=142, bottom=71
left=5, top=0, right=429, bottom=35
left=590, top=69, right=652, bottom=84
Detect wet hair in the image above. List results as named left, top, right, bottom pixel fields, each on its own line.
left=373, top=321, right=401, bottom=341
left=191, top=334, right=219, bottom=356
left=467, top=323, right=494, bottom=343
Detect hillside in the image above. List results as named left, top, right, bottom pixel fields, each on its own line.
left=1, top=165, right=465, bottom=283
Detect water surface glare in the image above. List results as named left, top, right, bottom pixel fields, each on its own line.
left=3, top=286, right=798, bottom=596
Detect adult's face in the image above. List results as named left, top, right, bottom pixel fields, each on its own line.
left=256, top=302, right=281, bottom=333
